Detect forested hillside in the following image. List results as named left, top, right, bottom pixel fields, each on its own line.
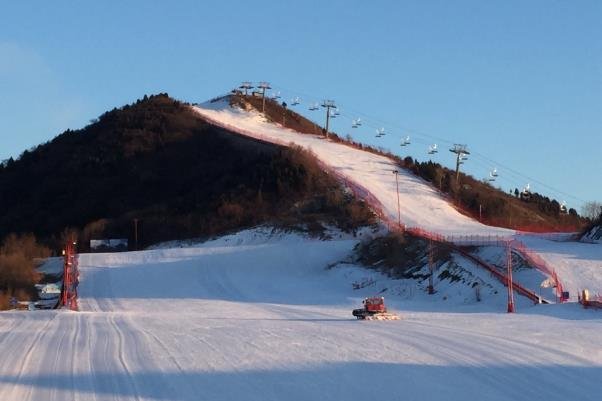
left=0, top=94, right=373, bottom=251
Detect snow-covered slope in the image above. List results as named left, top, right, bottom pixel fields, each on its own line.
left=192, top=99, right=513, bottom=237
left=518, top=236, right=602, bottom=298
left=1, top=229, right=600, bottom=401
left=191, top=99, right=602, bottom=296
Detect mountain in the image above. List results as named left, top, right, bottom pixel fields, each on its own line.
left=0, top=94, right=372, bottom=251
left=0, top=91, right=583, bottom=253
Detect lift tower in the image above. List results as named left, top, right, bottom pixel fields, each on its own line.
left=321, top=100, right=337, bottom=139
left=257, top=82, right=271, bottom=114
left=449, top=144, right=470, bottom=183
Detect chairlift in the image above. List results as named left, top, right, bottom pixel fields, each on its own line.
left=356, top=118, right=362, bottom=126
left=487, top=171, right=496, bottom=182
left=520, top=183, right=532, bottom=200
left=271, top=91, right=281, bottom=100
left=491, top=167, right=498, bottom=177
left=329, top=110, right=337, bottom=118
left=291, top=97, right=300, bottom=106
left=334, top=108, right=341, bottom=116
left=375, top=128, right=385, bottom=137
left=352, top=119, right=359, bottom=128
left=428, top=144, right=438, bottom=154
left=560, top=201, right=568, bottom=213
left=400, top=135, right=410, bottom=146
left=309, top=103, right=319, bottom=111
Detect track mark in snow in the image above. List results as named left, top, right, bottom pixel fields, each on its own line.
left=110, top=314, right=141, bottom=401
left=3, top=314, right=57, bottom=401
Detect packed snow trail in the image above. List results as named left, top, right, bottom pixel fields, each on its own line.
left=1, top=230, right=600, bottom=401
left=518, top=235, right=602, bottom=298
left=192, top=99, right=513, bottom=238
left=191, top=99, right=602, bottom=295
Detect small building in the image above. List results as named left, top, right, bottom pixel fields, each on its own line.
left=90, top=239, right=128, bottom=252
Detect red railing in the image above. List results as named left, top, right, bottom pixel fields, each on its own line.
left=194, top=107, right=563, bottom=304
left=61, top=240, right=79, bottom=311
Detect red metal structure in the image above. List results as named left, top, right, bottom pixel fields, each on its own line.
left=506, top=242, right=515, bottom=312
left=61, top=239, right=79, bottom=311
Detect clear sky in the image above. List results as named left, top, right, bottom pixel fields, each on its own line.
left=1, top=1, right=600, bottom=211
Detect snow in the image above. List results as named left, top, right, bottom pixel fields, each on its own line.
left=1, top=228, right=601, bottom=401
left=518, top=236, right=602, bottom=299
left=191, top=99, right=513, bottom=238
left=191, top=99, right=602, bottom=295
left=1, top=99, right=600, bottom=400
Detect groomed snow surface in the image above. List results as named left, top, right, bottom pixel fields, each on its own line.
left=192, top=99, right=513, bottom=238
left=1, top=99, right=600, bottom=400
left=1, top=228, right=601, bottom=401
left=191, top=99, right=602, bottom=296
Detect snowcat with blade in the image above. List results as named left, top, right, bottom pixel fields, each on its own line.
left=352, top=297, right=400, bottom=320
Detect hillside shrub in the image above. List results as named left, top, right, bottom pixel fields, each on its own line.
left=0, top=233, right=49, bottom=309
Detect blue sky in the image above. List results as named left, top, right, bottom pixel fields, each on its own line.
left=1, top=1, right=600, bottom=210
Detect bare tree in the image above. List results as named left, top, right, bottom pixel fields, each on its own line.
left=581, top=201, right=602, bottom=220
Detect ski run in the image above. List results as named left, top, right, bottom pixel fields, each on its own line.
left=0, top=98, right=600, bottom=401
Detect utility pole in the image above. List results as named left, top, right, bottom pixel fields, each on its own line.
left=392, top=170, right=402, bottom=229
left=321, top=100, right=336, bottom=139
left=133, top=218, right=139, bottom=251
left=428, top=238, right=435, bottom=294
left=239, top=81, right=253, bottom=96
left=258, top=82, right=271, bottom=114
left=506, top=241, right=515, bottom=313
left=449, top=144, right=470, bottom=184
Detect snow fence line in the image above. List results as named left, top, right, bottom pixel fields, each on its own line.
left=194, top=109, right=562, bottom=304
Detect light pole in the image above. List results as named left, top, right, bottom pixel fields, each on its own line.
left=392, top=170, right=401, bottom=229
left=133, top=218, right=139, bottom=251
